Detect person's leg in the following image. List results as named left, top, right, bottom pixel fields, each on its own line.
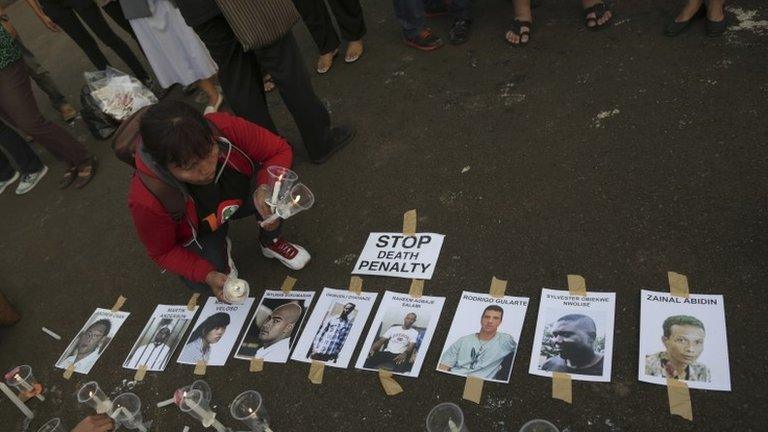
left=192, top=16, right=277, bottom=133
left=673, top=0, right=704, bottom=22
left=706, top=0, right=725, bottom=21
left=0, top=120, right=45, bottom=177
left=326, top=0, right=366, bottom=62
left=448, top=0, right=472, bottom=45
left=393, top=0, right=427, bottom=39
left=505, top=0, right=532, bottom=45
left=256, top=32, right=333, bottom=161
left=41, top=2, right=110, bottom=70
left=181, top=228, right=230, bottom=293
left=0, top=62, right=92, bottom=172
left=100, top=0, right=141, bottom=44
left=16, top=38, right=68, bottom=110
left=73, top=2, right=149, bottom=80
left=293, top=0, right=341, bottom=55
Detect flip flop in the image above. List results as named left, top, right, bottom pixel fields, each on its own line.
left=506, top=19, right=532, bottom=47
left=72, top=157, right=98, bottom=189
left=317, top=49, right=339, bottom=74
left=584, top=2, right=613, bottom=31
left=59, top=166, right=77, bottom=189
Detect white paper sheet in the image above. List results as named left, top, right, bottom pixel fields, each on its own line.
left=352, top=232, right=445, bottom=280
left=176, top=297, right=254, bottom=366
left=123, top=304, right=198, bottom=371
left=55, top=308, right=130, bottom=375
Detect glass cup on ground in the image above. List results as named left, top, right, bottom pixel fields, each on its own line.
left=426, top=403, right=469, bottom=432
left=230, top=390, right=271, bottom=432
left=179, top=389, right=227, bottom=432
left=5, top=365, right=45, bottom=401
left=519, top=419, right=559, bottom=432
left=77, top=381, right=112, bottom=414
left=111, top=392, right=150, bottom=431
left=36, top=418, right=66, bottom=432
left=265, top=166, right=298, bottom=209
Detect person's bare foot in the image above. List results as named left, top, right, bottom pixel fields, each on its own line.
left=675, top=0, right=704, bottom=22
left=345, top=40, right=364, bottom=63
left=58, top=103, right=77, bottom=122
left=583, top=0, right=613, bottom=28
left=317, top=49, right=339, bottom=74
left=706, top=0, right=725, bottom=21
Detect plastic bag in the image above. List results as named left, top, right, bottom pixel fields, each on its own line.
left=80, top=85, right=118, bottom=140
left=83, top=67, right=157, bottom=122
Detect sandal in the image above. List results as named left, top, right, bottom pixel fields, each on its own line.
left=706, top=15, right=728, bottom=37
left=263, top=74, right=275, bottom=93
left=316, top=49, right=339, bottom=74
left=59, top=166, right=77, bottom=189
left=664, top=5, right=705, bottom=37
left=72, top=157, right=98, bottom=189
left=584, top=2, right=613, bottom=30
left=505, top=19, right=532, bottom=47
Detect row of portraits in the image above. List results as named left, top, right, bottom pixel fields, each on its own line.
left=53, top=288, right=731, bottom=391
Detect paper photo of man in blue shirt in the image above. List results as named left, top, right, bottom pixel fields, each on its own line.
left=438, top=305, right=519, bottom=382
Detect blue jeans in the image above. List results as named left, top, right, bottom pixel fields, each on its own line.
left=393, top=0, right=471, bottom=38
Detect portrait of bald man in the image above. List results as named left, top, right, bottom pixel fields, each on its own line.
left=541, top=313, right=604, bottom=376
left=238, top=302, right=304, bottom=362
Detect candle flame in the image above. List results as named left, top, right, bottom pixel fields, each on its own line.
left=89, top=391, right=94, bottom=398
left=293, top=195, right=301, bottom=204
left=13, top=374, right=21, bottom=382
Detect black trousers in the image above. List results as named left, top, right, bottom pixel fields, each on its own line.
left=193, top=16, right=333, bottom=161
left=0, top=120, right=44, bottom=181
left=292, top=0, right=367, bottom=54
left=41, top=0, right=148, bottom=80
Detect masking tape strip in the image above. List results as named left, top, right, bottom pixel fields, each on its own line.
left=186, top=293, right=200, bottom=311
left=489, top=277, right=507, bottom=298
left=552, top=372, right=572, bottom=404
left=349, top=276, right=363, bottom=295
left=281, top=276, right=297, bottom=294
left=409, top=279, right=424, bottom=298
left=194, top=360, right=206, bottom=376
left=462, top=376, right=484, bottom=404
left=403, top=209, right=417, bottom=236
left=667, top=271, right=690, bottom=298
left=378, top=370, right=403, bottom=396
left=309, top=361, right=325, bottom=384
left=250, top=357, right=264, bottom=373
left=567, top=275, right=586, bottom=297
left=63, top=363, right=75, bottom=380
left=111, top=295, right=127, bottom=312
left=134, top=365, right=148, bottom=381
left=667, top=378, right=693, bottom=421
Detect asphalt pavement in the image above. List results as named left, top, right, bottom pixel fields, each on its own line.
left=1, top=0, right=767, bottom=431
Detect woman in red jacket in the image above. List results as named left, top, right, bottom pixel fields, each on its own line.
left=128, top=100, right=310, bottom=301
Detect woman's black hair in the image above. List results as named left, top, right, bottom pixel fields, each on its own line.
left=188, top=312, right=230, bottom=343
left=139, top=100, right=215, bottom=168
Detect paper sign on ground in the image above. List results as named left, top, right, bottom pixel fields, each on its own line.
left=355, top=290, right=445, bottom=378
left=291, top=288, right=378, bottom=369
left=177, top=297, right=254, bottom=366
left=123, top=304, right=197, bottom=371
left=234, top=290, right=315, bottom=363
left=436, top=291, right=529, bottom=383
left=528, top=289, right=616, bottom=382
left=638, top=290, right=731, bottom=391
left=55, top=308, right=130, bottom=375
left=352, top=232, right=445, bottom=280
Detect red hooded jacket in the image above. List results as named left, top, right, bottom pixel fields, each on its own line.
left=128, top=112, right=293, bottom=283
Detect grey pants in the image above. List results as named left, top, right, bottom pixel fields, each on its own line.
left=17, top=37, right=69, bottom=110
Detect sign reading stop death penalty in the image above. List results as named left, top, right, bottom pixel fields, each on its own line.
left=352, top=233, right=445, bottom=280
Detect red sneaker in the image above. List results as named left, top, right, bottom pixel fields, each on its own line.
left=261, top=237, right=311, bottom=270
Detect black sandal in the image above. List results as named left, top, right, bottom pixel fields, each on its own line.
left=706, top=15, right=728, bottom=37
left=506, top=19, right=532, bottom=47
left=584, top=2, right=612, bottom=30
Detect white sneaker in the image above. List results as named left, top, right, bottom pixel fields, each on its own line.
left=15, top=166, right=48, bottom=195
left=0, top=171, right=20, bottom=195
left=260, top=237, right=311, bottom=270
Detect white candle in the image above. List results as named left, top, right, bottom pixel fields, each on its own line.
left=186, top=399, right=226, bottom=432
left=90, top=390, right=111, bottom=414
left=0, top=382, right=34, bottom=419
left=270, top=174, right=283, bottom=206
left=448, top=419, right=460, bottom=432
left=14, top=374, right=44, bottom=402
left=156, top=397, right=175, bottom=408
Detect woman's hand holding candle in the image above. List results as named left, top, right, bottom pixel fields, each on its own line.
left=205, top=272, right=229, bottom=303
left=254, top=185, right=279, bottom=230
